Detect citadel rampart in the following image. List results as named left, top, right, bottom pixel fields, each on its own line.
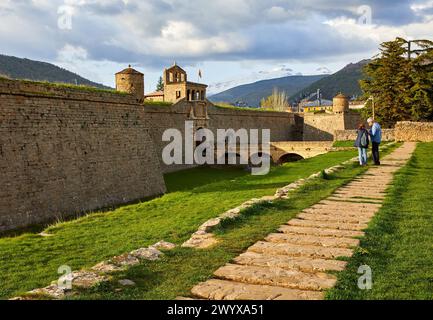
left=0, top=78, right=304, bottom=231
left=334, top=122, right=433, bottom=143
left=335, top=129, right=396, bottom=142
left=395, top=122, right=433, bottom=142
left=303, top=111, right=361, bottom=141
left=0, top=79, right=166, bottom=232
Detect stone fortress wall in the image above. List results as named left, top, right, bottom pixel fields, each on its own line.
left=303, top=112, right=361, bottom=141
left=0, top=78, right=303, bottom=232
left=335, top=129, right=396, bottom=142
left=395, top=121, right=433, bottom=142
left=334, top=122, right=433, bottom=143
left=303, top=93, right=362, bottom=141
left=0, top=79, right=167, bottom=232
left=3, top=70, right=431, bottom=232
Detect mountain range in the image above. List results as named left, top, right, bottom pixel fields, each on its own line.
left=210, top=60, right=369, bottom=107
left=209, top=75, right=327, bottom=107
left=0, top=54, right=368, bottom=107
left=0, top=54, right=108, bottom=89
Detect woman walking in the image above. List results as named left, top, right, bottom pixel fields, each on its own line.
left=355, top=123, right=370, bottom=166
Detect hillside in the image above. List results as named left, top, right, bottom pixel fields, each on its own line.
left=0, top=54, right=109, bottom=89
left=290, top=60, right=369, bottom=102
left=209, top=75, right=326, bottom=107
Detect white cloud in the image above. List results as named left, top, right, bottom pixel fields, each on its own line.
left=411, top=0, right=433, bottom=12
left=57, top=44, right=88, bottom=61
left=1, top=0, right=432, bottom=89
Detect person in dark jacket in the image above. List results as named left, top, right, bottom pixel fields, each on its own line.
left=367, top=118, right=382, bottom=165
left=355, top=123, right=370, bottom=166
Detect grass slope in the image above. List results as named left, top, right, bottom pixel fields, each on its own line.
left=0, top=150, right=360, bottom=299
left=73, top=160, right=375, bottom=300
left=327, top=142, right=433, bottom=300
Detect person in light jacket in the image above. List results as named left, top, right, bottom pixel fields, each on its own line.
left=367, top=118, right=382, bottom=165
left=354, top=123, right=370, bottom=166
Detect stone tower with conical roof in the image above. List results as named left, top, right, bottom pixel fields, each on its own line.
left=115, top=65, right=144, bottom=101
left=333, top=93, right=349, bottom=114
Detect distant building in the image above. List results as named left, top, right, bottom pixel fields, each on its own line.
left=349, top=100, right=366, bottom=110
left=115, top=63, right=208, bottom=104
left=144, top=91, right=165, bottom=102
left=145, top=63, right=208, bottom=104
left=302, top=99, right=333, bottom=113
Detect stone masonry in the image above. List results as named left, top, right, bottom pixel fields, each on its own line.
left=0, top=77, right=305, bottom=232
left=395, top=121, right=433, bottom=142
left=0, top=79, right=166, bottom=232
left=334, top=129, right=396, bottom=142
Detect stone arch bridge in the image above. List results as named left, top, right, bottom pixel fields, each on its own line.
left=217, top=141, right=335, bottom=165
left=270, top=141, right=334, bottom=163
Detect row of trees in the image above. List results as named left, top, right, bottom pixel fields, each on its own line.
left=361, top=38, right=433, bottom=127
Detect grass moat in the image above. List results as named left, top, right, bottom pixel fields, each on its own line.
left=1, top=143, right=433, bottom=300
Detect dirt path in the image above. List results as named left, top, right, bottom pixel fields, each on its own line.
left=188, top=143, right=417, bottom=300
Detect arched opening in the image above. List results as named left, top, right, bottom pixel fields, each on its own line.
left=277, top=153, right=304, bottom=165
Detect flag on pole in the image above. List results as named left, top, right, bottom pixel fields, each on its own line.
left=198, top=69, right=202, bottom=79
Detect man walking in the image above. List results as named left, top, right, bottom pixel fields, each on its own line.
left=367, top=118, right=382, bottom=165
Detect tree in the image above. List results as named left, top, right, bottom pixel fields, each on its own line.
left=156, top=76, right=164, bottom=92
left=409, top=40, right=433, bottom=121
left=360, top=38, right=433, bottom=127
left=260, top=88, right=291, bottom=111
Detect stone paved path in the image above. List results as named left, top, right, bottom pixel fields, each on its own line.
left=189, top=143, right=417, bottom=300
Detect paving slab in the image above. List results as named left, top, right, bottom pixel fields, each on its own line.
left=315, top=200, right=382, bottom=209
left=301, top=207, right=375, bottom=218
left=233, top=252, right=347, bottom=272
left=214, top=264, right=337, bottom=291
left=265, top=233, right=360, bottom=248
left=191, top=279, right=324, bottom=300
left=296, top=212, right=371, bottom=224
left=287, top=218, right=368, bottom=231
left=278, top=225, right=365, bottom=238
left=326, top=197, right=383, bottom=204
left=248, top=241, right=353, bottom=259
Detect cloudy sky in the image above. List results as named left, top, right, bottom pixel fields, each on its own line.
left=1, top=0, right=433, bottom=93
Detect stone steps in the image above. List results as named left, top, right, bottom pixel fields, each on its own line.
left=296, top=212, right=371, bottom=224
left=265, top=233, right=359, bottom=248
left=213, top=264, right=337, bottom=291
left=301, top=207, right=375, bottom=218
left=327, top=197, right=383, bottom=204
left=315, top=200, right=381, bottom=209
left=191, top=279, right=324, bottom=300
left=287, top=219, right=368, bottom=231
left=187, top=143, right=417, bottom=301
left=233, top=252, right=347, bottom=273
left=333, top=192, right=386, bottom=199
left=248, top=241, right=353, bottom=260
left=278, top=225, right=365, bottom=238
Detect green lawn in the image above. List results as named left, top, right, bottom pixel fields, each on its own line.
left=72, top=160, right=374, bottom=300
left=327, top=142, right=433, bottom=300
left=0, top=150, right=361, bottom=299
left=333, top=141, right=356, bottom=148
